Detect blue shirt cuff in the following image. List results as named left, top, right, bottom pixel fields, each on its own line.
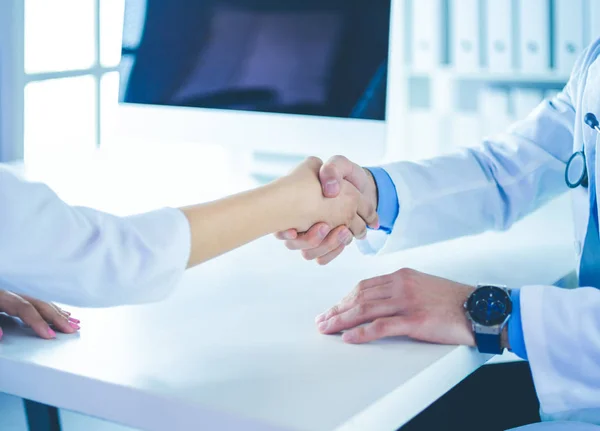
left=365, top=167, right=399, bottom=234
left=508, top=289, right=528, bottom=360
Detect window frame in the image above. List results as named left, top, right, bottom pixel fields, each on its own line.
left=1, top=0, right=119, bottom=162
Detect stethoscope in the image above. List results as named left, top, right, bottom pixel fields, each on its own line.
left=566, top=113, right=600, bottom=188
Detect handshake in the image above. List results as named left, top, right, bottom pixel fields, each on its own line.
left=274, top=155, right=380, bottom=264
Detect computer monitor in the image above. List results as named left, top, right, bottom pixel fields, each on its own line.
left=115, top=0, right=393, bottom=165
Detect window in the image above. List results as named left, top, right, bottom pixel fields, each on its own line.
left=22, top=0, right=125, bottom=160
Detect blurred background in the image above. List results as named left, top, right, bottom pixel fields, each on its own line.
left=1, top=0, right=597, bottom=168
left=0, top=0, right=597, bottom=429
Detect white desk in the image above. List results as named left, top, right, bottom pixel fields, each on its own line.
left=0, top=145, right=577, bottom=431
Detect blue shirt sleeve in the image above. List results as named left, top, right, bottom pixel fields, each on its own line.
left=365, top=167, right=400, bottom=234
left=508, top=289, right=528, bottom=360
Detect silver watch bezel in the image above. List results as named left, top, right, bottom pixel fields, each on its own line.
left=464, top=284, right=512, bottom=335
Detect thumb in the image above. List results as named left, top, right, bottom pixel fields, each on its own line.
left=319, top=155, right=362, bottom=198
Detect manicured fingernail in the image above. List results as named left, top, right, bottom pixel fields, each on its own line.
left=324, top=181, right=339, bottom=195
left=338, top=230, right=352, bottom=245
left=318, top=225, right=329, bottom=239
left=69, top=322, right=80, bottom=330
left=68, top=317, right=80, bottom=324
left=48, top=328, right=56, bottom=338
left=315, top=313, right=326, bottom=323
left=283, top=231, right=294, bottom=240
left=342, top=332, right=357, bottom=343
left=318, top=321, right=329, bottom=332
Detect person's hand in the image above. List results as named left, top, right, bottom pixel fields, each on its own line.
left=315, top=268, right=476, bottom=345
left=0, top=290, right=80, bottom=340
left=279, top=157, right=366, bottom=234
left=276, top=155, right=380, bottom=265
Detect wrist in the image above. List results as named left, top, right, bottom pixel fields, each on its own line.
left=270, top=175, right=322, bottom=231
left=363, top=167, right=379, bottom=213
left=268, top=178, right=304, bottom=231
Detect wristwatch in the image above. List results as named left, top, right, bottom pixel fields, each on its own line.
left=464, top=284, right=512, bottom=354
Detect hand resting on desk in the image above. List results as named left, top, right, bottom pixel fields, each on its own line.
left=315, top=268, right=481, bottom=346
left=0, top=290, right=79, bottom=340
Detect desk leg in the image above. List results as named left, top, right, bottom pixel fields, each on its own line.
left=22, top=399, right=62, bottom=431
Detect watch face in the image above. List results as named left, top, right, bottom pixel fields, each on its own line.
left=466, top=286, right=512, bottom=326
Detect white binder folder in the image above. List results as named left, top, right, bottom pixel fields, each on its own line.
left=554, top=0, right=584, bottom=75
left=589, top=0, right=600, bottom=43
left=518, top=0, right=550, bottom=73
left=485, top=0, right=513, bottom=73
left=411, top=0, right=443, bottom=72
left=450, top=0, right=480, bottom=72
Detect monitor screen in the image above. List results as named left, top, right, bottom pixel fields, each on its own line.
left=118, top=0, right=391, bottom=121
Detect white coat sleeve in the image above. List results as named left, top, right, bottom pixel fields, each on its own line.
left=0, top=166, right=191, bottom=307
left=520, top=285, right=600, bottom=421
left=358, top=42, right=595, bottom=255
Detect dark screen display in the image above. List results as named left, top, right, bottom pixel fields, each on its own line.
left=119, top=0, right=391, bottom=120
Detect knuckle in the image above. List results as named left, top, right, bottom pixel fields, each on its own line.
left=329, top=315, right=341, bottom=327
left=396, top=267, right=416, bottom=280
left=351, top=290, right=365, bottom=304
left=308, top=235, right=324, bottom=248
left=329, top=155, right=348, bottom=165
left=355, top=303, right=371, bottom=316
left=356, top=226, right=367, bottom=239
left=327, top=305, right=341, bottom=318
left=17, top=301, right=36, bottom=318
left=357, top=280, right=369, bottom=291
left=367, top=204, right=377, bottom=221
left=306, top=156, right=322, bottom=165
left=372, top=319, right=389, bottom=335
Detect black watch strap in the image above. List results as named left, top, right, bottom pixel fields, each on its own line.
left=475, top=332, right=503, bottom=354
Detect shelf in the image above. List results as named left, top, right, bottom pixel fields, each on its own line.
left=406, top=68, right=570, bottom=85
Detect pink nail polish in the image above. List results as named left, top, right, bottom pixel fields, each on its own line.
left=0, top=328, right=3, bottom=339
left=68, top=317, right=80, bottom=324
left=69, top=322, right=80, bottom=330
left=48, top=328, right=56, bottom=338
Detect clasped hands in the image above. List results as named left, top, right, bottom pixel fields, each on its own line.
left=280, top=156, right=477, bottom=347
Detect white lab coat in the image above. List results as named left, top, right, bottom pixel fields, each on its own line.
left=0, top=166, right=191, bottom=307
left=362, top=39, right=600, bottom=426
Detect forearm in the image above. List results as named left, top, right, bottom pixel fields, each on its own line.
left=182, top=179, right=303, bottom=268
left=0, top=167, right=190, bottom=307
